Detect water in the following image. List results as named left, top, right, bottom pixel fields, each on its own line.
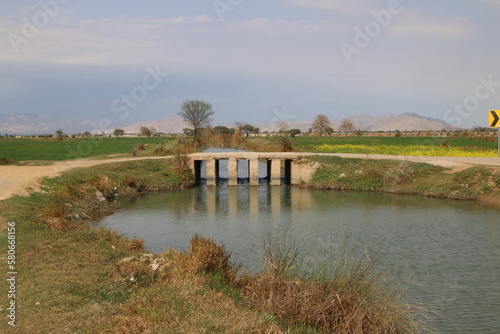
left=93, top=185, right=500, bottom=333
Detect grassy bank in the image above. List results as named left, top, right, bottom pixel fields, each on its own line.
left=0, top=158, right=428, bottom=333
left=306, top=156, right=500, bottom=202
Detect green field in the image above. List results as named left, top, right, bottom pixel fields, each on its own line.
left=0, top=136, right=497, bottom=162
left=0, top=137, right=176, bottom=162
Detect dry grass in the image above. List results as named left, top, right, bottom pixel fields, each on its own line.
left=111, top=235, right=429, bottom=333
left=243, top=237, right=428, bottom=334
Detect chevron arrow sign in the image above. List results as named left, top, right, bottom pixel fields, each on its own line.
left=490, top=110, right=500, bottom=128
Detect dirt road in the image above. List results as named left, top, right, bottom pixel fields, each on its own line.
left=0, top=156, right=170, bottom=201
left=0, top=154, right=498, bottom=201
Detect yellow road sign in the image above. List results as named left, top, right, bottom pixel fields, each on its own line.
left=490, top=110, right=500, bottom=128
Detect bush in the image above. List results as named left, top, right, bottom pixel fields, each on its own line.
left=280, top=137, right=292, bottom=152
left=0, top=157, right=11, bottom=165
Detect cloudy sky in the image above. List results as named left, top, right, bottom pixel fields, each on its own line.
left=1, top=0, right=499, bottom=130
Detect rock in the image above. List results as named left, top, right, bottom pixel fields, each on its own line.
left=339, top=173, right=347, bottom=179
left=95, top=190, right=106, bottom=202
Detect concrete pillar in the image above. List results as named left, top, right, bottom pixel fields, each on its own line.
left=206, top=159, right=218, bottom=186
left=249, top=159, right=260, bottom=185
left=228, top=158, right=238, bottom=186
left=270, top=159, right=281, bottom=186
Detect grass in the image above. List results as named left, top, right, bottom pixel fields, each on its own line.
left=243, top=235, right=428, bottom=333
left=307, top=156, right=500, bottom=201
left=1, top=135, right=497, bottom=163
left=0, top=137, right=179, bottom=162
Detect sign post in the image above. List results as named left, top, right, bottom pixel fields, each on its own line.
left=489, top=110, right=500, bottom=158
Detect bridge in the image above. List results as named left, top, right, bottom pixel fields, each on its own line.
left=188, top=152, right=318, bottom=186
left=187, top=152, right=500, bottom=186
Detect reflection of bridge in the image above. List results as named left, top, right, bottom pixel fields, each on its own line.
left=188, top=152, right=317, bottom=186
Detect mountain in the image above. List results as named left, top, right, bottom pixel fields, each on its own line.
left=0, top=112, right=459, bottom=135
left=258, top=113, right=459, bottom=133
left=0, top=114, right=98, bottom=135
left=116, top=118, right=189, bottom=135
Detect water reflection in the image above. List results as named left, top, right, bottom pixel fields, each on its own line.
left=93, top=186, right=500, bottom=333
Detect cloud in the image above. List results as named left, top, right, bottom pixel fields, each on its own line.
left=280, top=0, right=381, bottom=15
left=387, top=14, right=475, bottom=39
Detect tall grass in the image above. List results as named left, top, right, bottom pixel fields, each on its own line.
left=242, top=234, right=430, bottom=333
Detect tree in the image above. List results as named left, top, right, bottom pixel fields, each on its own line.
left=83, top=131, right=92, bottom=137
left=140, top=126, right=152, bottom=137
left=178, top=100, right=214, bottom=146
left=55, top=129, right=65, bottom=141
left=239, top=123, right=260, bottom=138
left=183, top=128, right=194, bottom=136
left=288, top=129, right=301, bottom=137
left=277, top=121, right=289, bottom=134
left=113, top=128, right=125, bottom=137
left=213, top=126, right=234, bottom=135
left=338, top=119, right=356, bottom=135
left=311, top=114, right=331, bottom=136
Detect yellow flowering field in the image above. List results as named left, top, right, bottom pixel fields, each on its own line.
left=314, top=144, right=497, bottom=157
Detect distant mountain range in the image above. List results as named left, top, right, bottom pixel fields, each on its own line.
left=258, top=112, right=458, bottom=132
left=0, top=114, right=99, bottom=135
left=0, top=112, right=459, bottom=135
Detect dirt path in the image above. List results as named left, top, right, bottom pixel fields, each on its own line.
left=0, top=154, right=498, bottom=201
left=0, top=156, right=170, bottom=201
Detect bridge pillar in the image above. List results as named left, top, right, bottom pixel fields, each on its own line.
left=206, top=159, right=219, bottom=186
left=228, top=158, right=238, bottom=186
left=249, top=159, right=260, bottom=185
left=270, top=159, right=281, bottom=186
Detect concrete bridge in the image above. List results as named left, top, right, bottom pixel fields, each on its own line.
left=188, top=152, right=318, bottom=186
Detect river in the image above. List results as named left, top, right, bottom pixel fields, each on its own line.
left=93, top=152, right=500, bottom=333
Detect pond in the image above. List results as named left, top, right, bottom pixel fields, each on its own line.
left=93, top=183, right=500, bottom=333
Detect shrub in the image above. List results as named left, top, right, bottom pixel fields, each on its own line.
left=0, top=157, right=11, bottom=165
left=281, top=137, right=292, bottom=152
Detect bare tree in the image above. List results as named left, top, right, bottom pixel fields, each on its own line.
left=311, top=114, right=332, bottom=136
left=178, top=100, right=214, bottom=146
left=55, top=129, right=65, bottom=141
left=140, top=126, right=152, bottom=137
left=277, top=120, right=289, bottom=133
left=338, top=119, right=356, bottom=135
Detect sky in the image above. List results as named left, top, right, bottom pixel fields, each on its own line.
left=1, top=0, right=500, bottom=130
